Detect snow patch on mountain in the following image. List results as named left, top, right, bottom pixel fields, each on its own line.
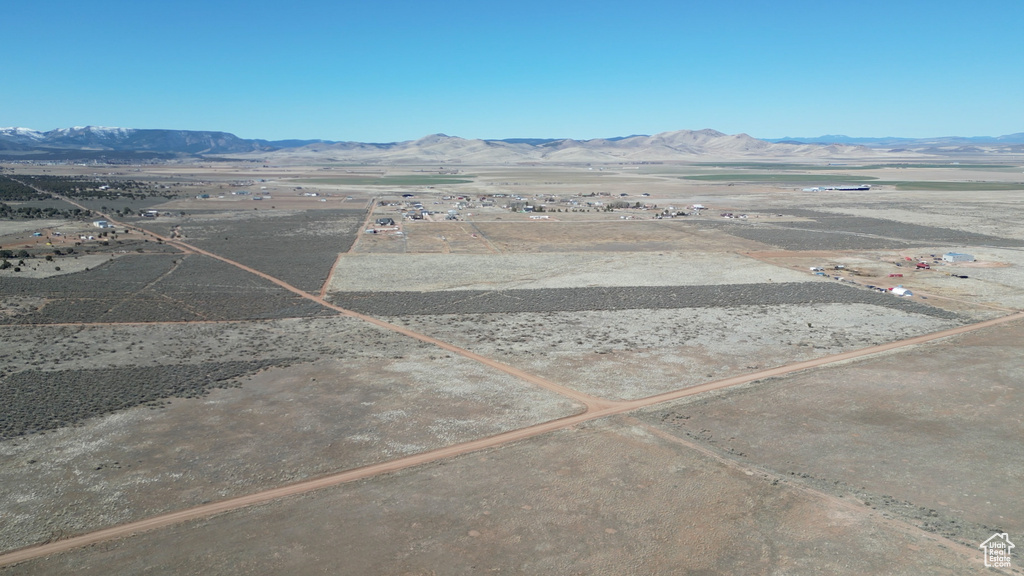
left=0, top=127, right=45, bottom=140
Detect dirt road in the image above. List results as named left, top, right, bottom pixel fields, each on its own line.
left=318, top=199, right=377, bottom=298
left=2, top=310, right=1021, bottom=568
left=3, top=190, right=1019, bottom=569
left=12, top=191, right=608, bottom=410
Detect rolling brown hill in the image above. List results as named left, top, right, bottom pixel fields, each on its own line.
left=10, top=126, right=1021, bottom=163
left=261, top=129, right=913, bottom=164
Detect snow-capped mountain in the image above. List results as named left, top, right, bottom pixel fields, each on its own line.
left=0, top=127, right=46, bottom=146
left=0, top=126, right=272, bottom=154
left=1, top=125, right=1021, bottom=162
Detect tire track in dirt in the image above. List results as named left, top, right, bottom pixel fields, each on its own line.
left=626, top=416, right=992, bottom=570
left=466, top=221, right=500, bottom=253
left=97, top=256, right=195, bottom=322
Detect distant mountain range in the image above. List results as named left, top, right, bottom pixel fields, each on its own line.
left=765, top=133, right=1024, bottom=146
left=0, top=126, right=279, bottom=156
left=1, top=126, right=1022, bottom=163
left=264, top=130, right=884, bottom=164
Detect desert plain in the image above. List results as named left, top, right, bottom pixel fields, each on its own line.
left=1, top=156, right=1023, bottom=574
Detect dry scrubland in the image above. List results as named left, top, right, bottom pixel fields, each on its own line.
left=1, top=159, right=1023, bottom=574
left=0, top=254, right=334, bottom=324
left=646, top=317, right=1024, bottom=550
left=382, top=303, right=959, bottom=401
left=0, top=316, right=579, bottom=552
left=137, top=208, right=366, bottom=292
left=8, top=417, right=984, bottom=575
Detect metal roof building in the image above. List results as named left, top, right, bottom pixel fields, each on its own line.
left=942, top=252, right=975, bottom=262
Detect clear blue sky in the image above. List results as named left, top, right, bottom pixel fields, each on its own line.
left=4, top=0, right=1022, bottom=141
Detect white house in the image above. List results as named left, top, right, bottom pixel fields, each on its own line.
left=92, top=220, right=110, bottom=229
left=943, top=252, right=974, bottom=263
left=891, top=286, right=913, bottom=297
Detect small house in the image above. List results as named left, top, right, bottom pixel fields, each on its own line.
left=943, top=252, right=974, bottom=263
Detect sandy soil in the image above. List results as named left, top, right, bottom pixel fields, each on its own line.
left=749, top=246, right=1024, bottom=311
left=0, top=345, right=579, bottom=553
left=644, top=316, right=1024, bottom=549
left=0, top=220, right=67, bottom=238
left=328, top=251, right=811, bottom=292
left=4, top=417, right=982, bottom=575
